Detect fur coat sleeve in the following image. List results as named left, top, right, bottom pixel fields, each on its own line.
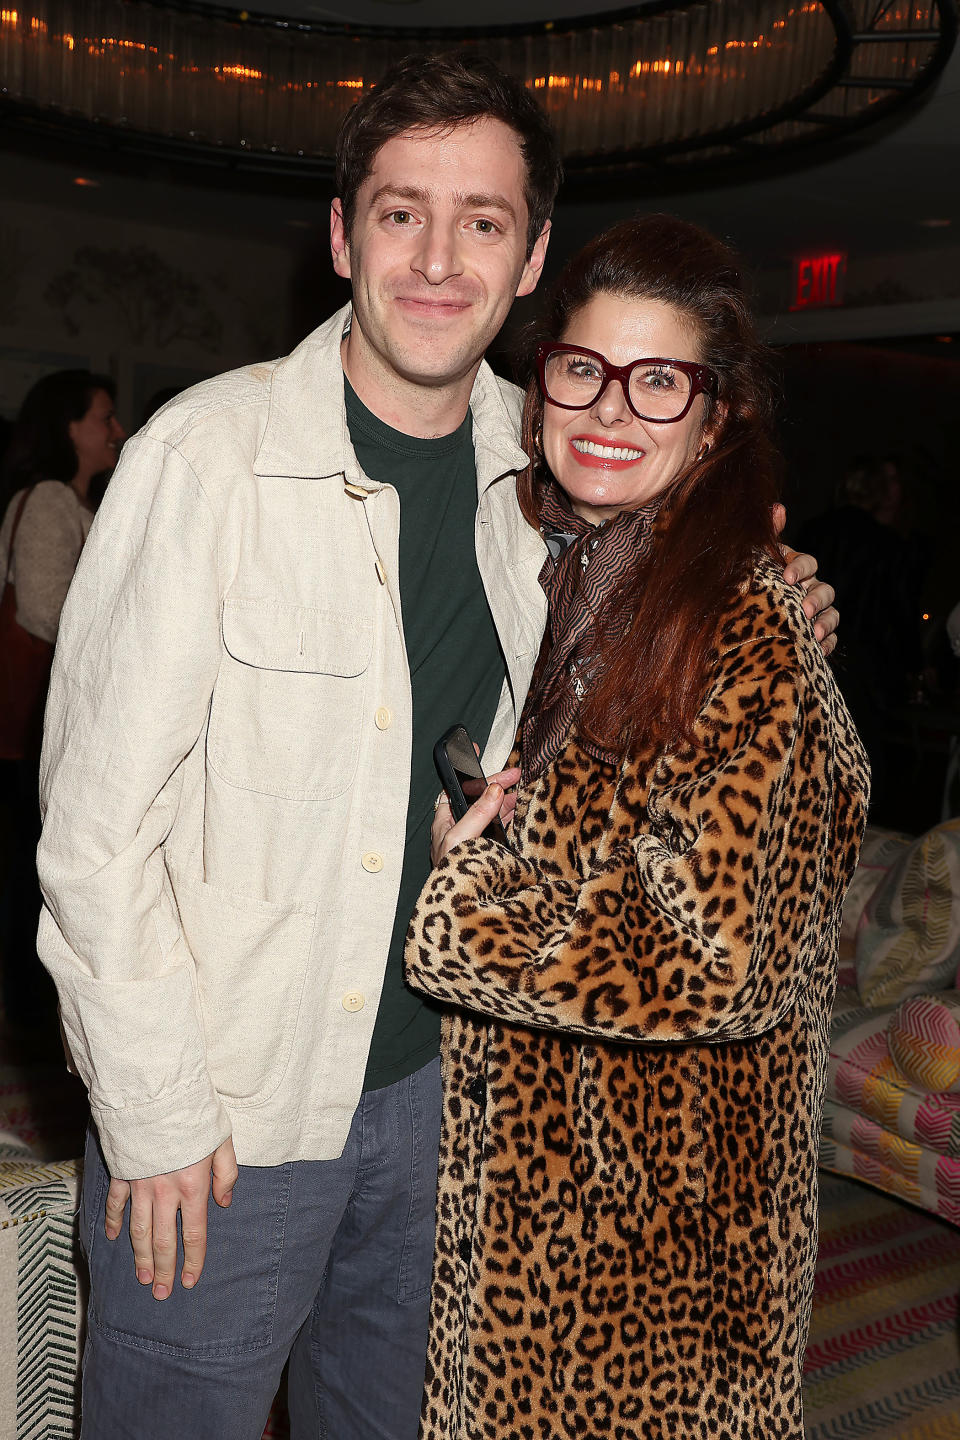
left=406, top=621, right=868, bottom=1045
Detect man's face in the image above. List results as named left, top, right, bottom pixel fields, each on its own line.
left=331, top=117, right=549, bottom=397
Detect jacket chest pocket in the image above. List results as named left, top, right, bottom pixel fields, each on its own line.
left=208, top=599, right=373, bottom=801
left=642, top=1049, right=706, bottom=1209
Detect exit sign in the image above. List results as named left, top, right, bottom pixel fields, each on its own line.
left=791, top=252, right=847, bottom=310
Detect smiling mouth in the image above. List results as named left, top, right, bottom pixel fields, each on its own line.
left=396, top=296, right=471, bottom=315
left=571, top=438, right=643, bottom=462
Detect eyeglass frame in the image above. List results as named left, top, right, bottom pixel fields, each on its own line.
left=536, top=341, right=719, bottom=424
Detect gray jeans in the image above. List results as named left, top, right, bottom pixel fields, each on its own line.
left=78, top=1057, right=442, bottom=1440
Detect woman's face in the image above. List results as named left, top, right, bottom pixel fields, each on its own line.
left=68, top=388, right=126, bottom=477
left=541, top=292, right=712, bottom=526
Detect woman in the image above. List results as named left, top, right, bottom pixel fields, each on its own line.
left=0, top=369, right=124, bottom=1026
left=405, top=217, right=869, bottom=1440
left=0, top=369, right=125, bottom=674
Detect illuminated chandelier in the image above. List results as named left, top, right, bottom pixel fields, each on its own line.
left=0, top=1, right=955, bottom=179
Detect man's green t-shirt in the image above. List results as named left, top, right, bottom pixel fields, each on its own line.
left=343, top=379, right=508, bottom=1091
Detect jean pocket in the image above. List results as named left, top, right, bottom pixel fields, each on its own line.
left=79, top=1125, right=110, bottom=1263
left=87, top=1161, right=293, bottom=1358
left=397, top=1058, right=442, bottom=1305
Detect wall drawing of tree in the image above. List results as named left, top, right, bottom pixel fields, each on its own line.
left=45, top=246, right=223, bottom=352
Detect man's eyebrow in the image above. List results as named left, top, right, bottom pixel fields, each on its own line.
left=456, top=192, right=519, bottom=223
left=366, top=183, right=432, bottom=208
left=365, top=184, right=519, bottom=224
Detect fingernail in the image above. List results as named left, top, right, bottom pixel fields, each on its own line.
left=182, top=1272, right=195, bottom=1289
left=222, top=1190, right=233, bottom=1206
left=137, top=1268, right=152, bottom=1285
left=154, top=1284, right=169, bottom=1301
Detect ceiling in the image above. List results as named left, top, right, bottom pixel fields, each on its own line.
left=559, top=43, right=960, bottom=263
left=216, top=0, right=622, bottom=27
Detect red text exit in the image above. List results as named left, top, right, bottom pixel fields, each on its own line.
left=791, top=253, right=847, bottom=310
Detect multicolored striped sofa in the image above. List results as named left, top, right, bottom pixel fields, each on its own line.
left=820, top=819, right=960, bottom=1226
left=0, top=1130, right=82, bottom=1440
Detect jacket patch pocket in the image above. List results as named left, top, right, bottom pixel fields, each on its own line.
left=209, top=599, right=373, bottom=801
left=642, top=1049, right=706, bottom=1209
left=173, top=872, right=317, bottom=1107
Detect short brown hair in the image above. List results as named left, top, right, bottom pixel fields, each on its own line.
left=334, top=51, right=561, bottom=256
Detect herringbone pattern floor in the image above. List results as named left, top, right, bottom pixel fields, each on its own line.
left=804, top=1172, right=960, bottom=1438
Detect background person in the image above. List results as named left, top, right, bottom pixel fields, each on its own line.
left=0, top=369, right=124, bottom=1031
left=948, top=598, right=960, bottom=660
left=0, top=369, right=124, bottom=684
left=798, top=456, right=927, bottom=815
left=407, top=216, right=869, bottom=1440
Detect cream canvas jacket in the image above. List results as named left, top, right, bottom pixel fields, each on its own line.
left=37, top=304, right=548, bottom=1179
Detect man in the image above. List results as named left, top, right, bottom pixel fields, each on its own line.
left=37, top=52, right=836, bottom=1440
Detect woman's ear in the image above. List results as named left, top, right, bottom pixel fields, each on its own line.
left=699, top=399, right=727, bottom=456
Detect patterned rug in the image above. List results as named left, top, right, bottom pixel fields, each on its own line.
left=805, top=1171, right=960, bottom=1438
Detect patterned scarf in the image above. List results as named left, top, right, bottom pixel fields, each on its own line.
left=521, top=479, right=661, bottom=784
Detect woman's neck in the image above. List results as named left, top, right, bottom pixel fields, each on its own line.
left=70, top=472, right=95, bottom=512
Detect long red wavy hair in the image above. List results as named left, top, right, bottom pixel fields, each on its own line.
left=518, top=214, right=782, bottom=758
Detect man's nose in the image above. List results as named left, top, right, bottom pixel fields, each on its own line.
left=412, top=222, right=463, bottom=285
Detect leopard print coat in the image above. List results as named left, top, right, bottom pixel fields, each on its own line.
left=406, top=560, right=870, bottom=1440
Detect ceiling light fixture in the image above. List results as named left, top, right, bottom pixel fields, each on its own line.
left=1, top=0, right=954, bottom=183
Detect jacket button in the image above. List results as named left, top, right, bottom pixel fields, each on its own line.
left=341, top=990, right=365, bottom=1012
left=467, top=1076, right=486, bottom=1107
left=374, top=706, right=392, bottom=730
left=458, top=1236, right=471, bottom=1264
left=361, top=852, right=384, bottom=873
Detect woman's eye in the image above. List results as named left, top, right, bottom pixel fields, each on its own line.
left=568, top=359, right=601, bottom=381
left=640, top=367, right=677, bottom=390
left=563, top=354, right=596, bottom=373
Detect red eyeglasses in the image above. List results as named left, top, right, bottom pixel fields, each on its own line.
left=537, top=341, right=718, bottom=424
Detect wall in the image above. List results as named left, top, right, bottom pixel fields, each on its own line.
left=0, top=164, right=326, bottom=429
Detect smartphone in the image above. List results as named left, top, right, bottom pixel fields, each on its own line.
left=433, top=724, right=513, bottom=850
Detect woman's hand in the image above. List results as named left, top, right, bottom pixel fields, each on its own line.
left=773, top=503, right=839, bottom=657
left=432, top=766, right=521, bottom=866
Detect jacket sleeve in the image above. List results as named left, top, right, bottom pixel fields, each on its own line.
left=405, top=635, right=865, bottom=1045
left=37, top=434, right=230, bottom=1179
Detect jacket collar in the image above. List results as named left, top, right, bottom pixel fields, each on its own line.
left=253, top=302, right=529, bottom=490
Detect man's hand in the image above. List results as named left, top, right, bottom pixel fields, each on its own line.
left=432, top=765, right=521, bottom=866
left=104, top=1136, right=238, bottom=1300
left=773, top=502, right=839, bottom=657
